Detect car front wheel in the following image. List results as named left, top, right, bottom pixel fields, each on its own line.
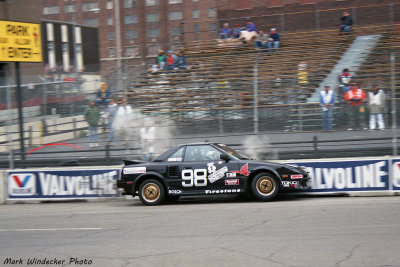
left=138, top=179, right=165, bottom=206
left=251, top=173, right=279, bottom=201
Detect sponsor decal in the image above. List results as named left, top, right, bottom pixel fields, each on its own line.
left=225, top=179, right=239, bottom=185
left=392, top=161, right=400, bottom=190
left=8, top=173, right=36, bottom=196
left=123, top=167, right=146, bottom=174
left=167, top=158, right=182, bottom=162
left=282, top=181, right=299, bottom=188
left=226, top=172, right=237, bottom=178
left=291, top=174, right=303, bottom=179
left=168, top=189, right=182, bottom=194
left=207, top=162, right=228, bottom=183
left=232, top=163, right=250, bottom=176
left=205, top=189, right=241, bottom=194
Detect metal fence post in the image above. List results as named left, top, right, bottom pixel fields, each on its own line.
left=391, top=53, right=397, bottom=156
left=253, top=55, right=259, bottom=134
left=315, top=10, right=320, bottom=31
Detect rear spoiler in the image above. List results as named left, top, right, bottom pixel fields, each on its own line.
left=122, top=159, right=147, bottom=166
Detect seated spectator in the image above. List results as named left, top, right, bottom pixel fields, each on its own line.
left=219, top=23, right=232, bottom=39
left=176, top=51, right=189, bottom=69
left=245, top=19, right=257, bottom=32
left=268, top=28, right=280, bottom=52
left=232, top=24, right=241, bottom=38
left=239, top=20, right=258, bottom=43
left=340, top=11, right=353, bottom=34
left=165, top=50, right=177, bottom=70
left=156, top=50, right=166, bottom=70
left=255, top=30, right=268, bottom=49
left=95, top=82, right=110, bottom=107
left=338, top=68, right=352, bottom=94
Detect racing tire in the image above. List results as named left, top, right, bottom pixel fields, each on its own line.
left=138, top=179, right=165, bottom=206
left=251, top=172, right=279, bottom=201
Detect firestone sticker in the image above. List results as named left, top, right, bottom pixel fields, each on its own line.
left=123, top=167, right=146, bottom=174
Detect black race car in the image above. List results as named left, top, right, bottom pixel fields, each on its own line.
left=117, top=143, right=311, bottom=205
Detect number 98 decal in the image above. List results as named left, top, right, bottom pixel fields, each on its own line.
left=182, top=169, right=207, bottom=187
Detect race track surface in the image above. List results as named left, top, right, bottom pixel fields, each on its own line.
left=1, top=195, right=399, bottom=267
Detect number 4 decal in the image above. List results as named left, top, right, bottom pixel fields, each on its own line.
left=182, top=169, right=207, bottom=187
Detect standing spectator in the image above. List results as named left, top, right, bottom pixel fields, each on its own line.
left=220, top=23, right=232, bottom=39
left=156, top=50, right=166, bottom=71
left=176, top=51, right=188, bottom=69
left=165, top=50, right=177, bottom=70
left=255, top=30, right=268, bottom=50
left=368, top=84, right=386, bottom=130
left=232, top=24, right=241, bottom=38
left=95, top=82, right=110, bottom=107
left=268, top=28, right=280, bottom=52
left=84, top=101, right=100, bottom=147
left=107, top=99, right=118, bottom=144
left=344, top=82, right=367, bottom=130
left=338, top=68, right=352, bottom=94
left=340, top=11, right=353, bottom=34
left=319, top=85, right=335, bottom=131
left=115, top=99, right=133, bottom=147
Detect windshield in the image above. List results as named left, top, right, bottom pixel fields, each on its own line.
left=213, top=143, right=250, bottom=160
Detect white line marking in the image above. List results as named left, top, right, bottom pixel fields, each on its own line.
left=0, top=228, right=102, bottom=232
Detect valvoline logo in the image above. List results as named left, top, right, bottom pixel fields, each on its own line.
left=8, top=173, right=36, bottom=196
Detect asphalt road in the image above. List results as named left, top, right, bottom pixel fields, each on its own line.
left=0, top=196, right=399, bottom=267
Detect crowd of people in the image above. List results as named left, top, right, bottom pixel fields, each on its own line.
left=154, top=50, right=189, bottom=72
left=319, top=68, right=386, bottom=131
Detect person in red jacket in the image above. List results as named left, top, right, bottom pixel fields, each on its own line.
left=344, top=82, right=367, bottom=130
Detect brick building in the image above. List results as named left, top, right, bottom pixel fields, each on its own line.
left=41, top=0, right=218, bottom=75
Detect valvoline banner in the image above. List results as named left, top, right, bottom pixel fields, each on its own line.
left=7, top=169, right=120, bottom=199
left=290, top=159, right=389, bottom=192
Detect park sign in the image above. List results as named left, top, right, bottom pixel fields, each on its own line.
left=0, top=20, right=42, bottom=62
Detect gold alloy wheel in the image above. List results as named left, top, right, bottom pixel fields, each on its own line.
left=142, top=183, right=160, bottom=202
left=256, top=176, right=275, bottom=196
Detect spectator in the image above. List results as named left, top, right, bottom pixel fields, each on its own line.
left=115, top=99, right=133, bottom=147
left=156, top=50, right=166, bottom=70
left=344, top=82, right=367, bottom=130
left=220, top=23, right=232, bottom=39
left=319, top=85, right=335, bottom=131
left=84, top=101, right=100, bottom=147
left=95, top=82, right=110, bottom=107
left=268, top=28, right=280, bottom=52
left=338, top=68, right=352, bottom=94
left=176, top=51, right=188, bottom=69
left=107, top=99, right=118, bottom=144
left=245, top=19, right=257, bottom=32
left=239, top=19, right=257, bottom=43
left=232, top=24, right=241, bottom=38
left=255, top=30, right=268, bottom=50
left=340, top=11, right=353, bottom=34
left=165, top=50, right=177, bottom=70
left=368, top=84, right=386, bottom=130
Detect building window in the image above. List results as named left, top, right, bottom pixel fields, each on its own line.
left=147, top=28, right=160, bottom=38
left=170, top=26, right=181, bottom=37
left=43, top=6, right=59, bottom=15
left=169, top=0, right=182, bottom=3
left=169, top=11, right=182, bottom=20
left=107, top=17, right=113, bottom=26
left=208, top=8, right=216, bottom=17
left=147, top=44, right=160, bottom=56
left=192, top=0, right=198, bottom=2
left=146, top=0, right=158, bottom=6
left=126, top=46, right=139, bottom=57
left=106, top=1, right=113, bottom=9
left=193, top=9, right=199, bottom=19
left=193, top=24, right=200, bottom=34
left=124, top=0, right=136, bottom=8
left=62, top=43, right=68, bottom=53
left=209, top=23, right=217, bottom=32
left=83, top=18, right=99, bottom=27
left=108, top=32, right=114, bottom=40
left=146, top=13, right=159, bottom=22
left=125, top=30, right=138, bottom=39
left=64, top=4, right=76, bottom=13
left=124, top=15, right=137, bottom=24
left=108, top=47, right=115, bottom=58
left=47, top=42, right=55, bottom=52
left=82, top=2, right=99, bottom=12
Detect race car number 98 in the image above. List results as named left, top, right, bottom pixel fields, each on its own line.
left=182, top=169, right=207, bottom=187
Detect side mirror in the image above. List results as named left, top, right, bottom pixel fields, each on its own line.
left=220, top=153, right=231, bottom=162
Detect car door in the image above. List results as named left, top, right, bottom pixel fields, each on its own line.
left=179, top=145, right=240, bottom=195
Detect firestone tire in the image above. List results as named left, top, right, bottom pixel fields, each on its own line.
left=138, top=179, right=165, bottom=206
left=251, top=172, right=279, bottom=201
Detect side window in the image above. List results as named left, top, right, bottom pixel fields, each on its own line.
left=167, top=147, right=184, bottom=162
left=184, top=145, right=222, bottom=162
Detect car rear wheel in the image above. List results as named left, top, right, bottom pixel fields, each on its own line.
left=251, top=173, right=279, bottom=201
left=138, top=179, right=165, bottom=206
